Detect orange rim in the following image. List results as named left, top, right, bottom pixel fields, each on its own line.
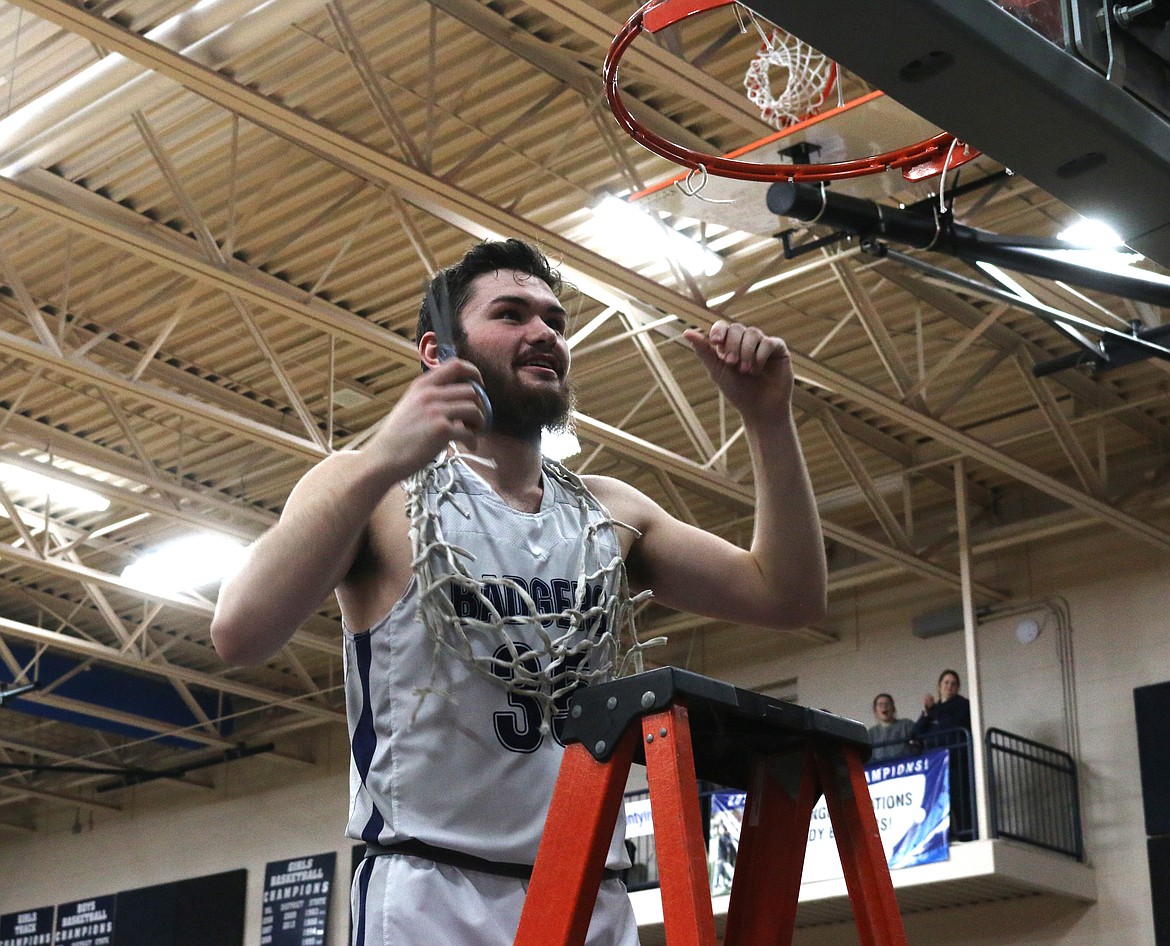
left=604, top=0, right=963, bottom=183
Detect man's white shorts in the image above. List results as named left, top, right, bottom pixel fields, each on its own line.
left=352, top=852, right=640, bottom=946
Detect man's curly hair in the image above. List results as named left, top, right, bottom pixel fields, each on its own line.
left=415, top=239, right=563, bottom=348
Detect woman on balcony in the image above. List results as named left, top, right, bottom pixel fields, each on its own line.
left=914, top=669, right=974, bottom=840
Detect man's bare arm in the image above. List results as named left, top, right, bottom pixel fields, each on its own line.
left=590, top=321, right=826, bottom=631
left=210, top=357, right=489, bottom=665
left=211, top=454, right=392, bottom=664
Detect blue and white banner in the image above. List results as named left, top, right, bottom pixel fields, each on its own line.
left=706, top=748, right=951, bottom=891
left=863, top=748, right=952, bottom=871
left=707, top=791, right=747, bottom=896
left=803, top=747, right=951, bottom=880
left=261, top=852, right=336, bottom=946
left=53, top=896, right=114, bottom=946
left=0, top=906, right=53, bottom=946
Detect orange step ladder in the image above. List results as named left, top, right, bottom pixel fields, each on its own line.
left=515, top=667, right=908, bottom=946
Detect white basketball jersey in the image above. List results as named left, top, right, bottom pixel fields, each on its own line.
left=343, top=456, right=631, bottom=868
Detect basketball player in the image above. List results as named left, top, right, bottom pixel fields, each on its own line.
left=211, top=239, right=827, bottom=946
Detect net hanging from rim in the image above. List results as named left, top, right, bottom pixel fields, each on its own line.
left=605, top=0, right=973, bottom=183
left=743, top=29, right=837, bottom=130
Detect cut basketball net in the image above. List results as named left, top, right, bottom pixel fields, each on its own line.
left=605, top=0, right=979, bottom=183
left=743, top=27, right=837, bottom=130
left=406, top=455, right=661, bottom=734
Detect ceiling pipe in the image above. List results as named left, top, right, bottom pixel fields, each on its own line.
left=0, top=0, right=332, bottom=174
left=768, top=180, right=1170, bottom=308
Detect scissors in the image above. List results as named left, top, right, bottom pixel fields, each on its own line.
left=424, top=274, right=493, bottom=431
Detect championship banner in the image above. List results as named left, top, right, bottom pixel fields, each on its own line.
left=0, top=906, right=53, bottom=946
left=706, top=748, right=951, bottom=892
left=53, top=896, right=114, bottom=946
left=261, top=852, right=336, bottom=946
left=804, top=747, right=952, bottom=881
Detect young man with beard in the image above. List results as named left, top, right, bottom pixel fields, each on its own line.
left=211, top=239, right=827, bottom=946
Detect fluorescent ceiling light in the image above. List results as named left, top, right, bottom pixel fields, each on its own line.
left=0, top=462, right=110, bottom=512
left=1036, top=248, right=1170, bottom=285
left=1058, top=219, right=1124, bottom=250
left=542, top=427, right=581, bottom=462
left=975, top=218, right=1170, bottom=288
left=1052, top=218, right=1155, bottom=274
left=592, top=196, right=723, bottom=277
left=121, top=534, right=248, bottom=595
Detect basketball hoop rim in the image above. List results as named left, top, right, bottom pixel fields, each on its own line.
left=603, top=0, right=963, bottom=184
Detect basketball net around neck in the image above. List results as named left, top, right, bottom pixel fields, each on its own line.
left=404, top=453, right=662, bottom=734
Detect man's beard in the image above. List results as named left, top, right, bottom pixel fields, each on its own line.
left=459, top=341, right=575, bottom=440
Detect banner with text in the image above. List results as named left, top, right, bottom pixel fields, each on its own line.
left=0, top=906, right=53, bottom=946
left=261, top=852, right=336, bottom=946
left=707, top=748, right=951, bottom=891
left=624, top=797, right=655, bottom=839
left=53, top=896, right=114, bottom=946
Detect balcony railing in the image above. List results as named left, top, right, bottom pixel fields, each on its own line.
left=985, top=727, right=1083, bottom=860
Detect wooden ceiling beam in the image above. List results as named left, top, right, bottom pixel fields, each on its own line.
left=12, top=0, right=1168, bottom=569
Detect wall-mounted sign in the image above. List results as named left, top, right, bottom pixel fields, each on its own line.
left=261, top=852, right=336, bottom=946
left=0, top=906, right=53, bottom=946
left=53, top=896, right=115, bottom=946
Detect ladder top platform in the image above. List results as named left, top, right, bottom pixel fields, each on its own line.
left=562, top=667, right=871, bottom=790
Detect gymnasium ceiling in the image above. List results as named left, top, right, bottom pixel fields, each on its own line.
left=1, top=0, right=1169, bottom=833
